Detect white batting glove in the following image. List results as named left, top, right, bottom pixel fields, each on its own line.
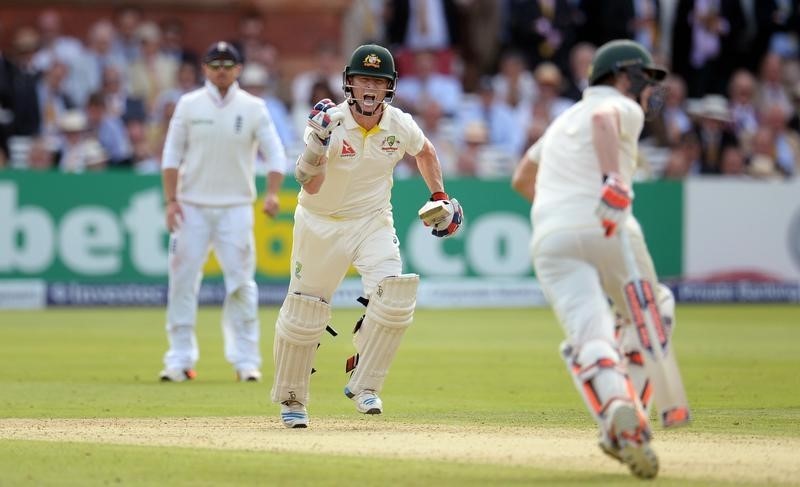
left=307, top=98, right=344, bottom=148
left=418, top=192, right=463, bottom=238
left=595, top=173, right=632, bottom=237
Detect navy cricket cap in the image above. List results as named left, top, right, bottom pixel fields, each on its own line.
left=204, top=41, right=242, bottom=64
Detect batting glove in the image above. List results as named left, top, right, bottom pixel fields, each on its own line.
left=418, top=191, right=463, bottom=238
left=307, top=98, right=344, bottom=146
left=595, top=173, right=631, bottom=237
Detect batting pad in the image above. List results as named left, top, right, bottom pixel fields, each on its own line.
left=347, top=274, right=419, bottom=394
left=561, top=339, right=642, bottom=432
left=271, top=293, right=331, bottom=405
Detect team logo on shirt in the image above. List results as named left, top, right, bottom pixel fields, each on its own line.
left=340, top=140, right=356, bottom=158
left=380, top=135, right=399, bottom=153
left=234, top=115, right=243, bottom=134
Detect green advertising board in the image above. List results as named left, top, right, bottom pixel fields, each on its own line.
left=0, top=171, right=682, bottom=284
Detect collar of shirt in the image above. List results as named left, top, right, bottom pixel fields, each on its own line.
left=205, top=80, right=239, bottom=106
left=582, top=85, right=624, bottom=99
left=342, top=102, right=393, bottom=133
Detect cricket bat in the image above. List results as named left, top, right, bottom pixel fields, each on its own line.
left=418, top=200, right=450, bottom=226
left=619, top=229, right=691, bottom=428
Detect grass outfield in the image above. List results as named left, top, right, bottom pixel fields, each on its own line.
left=0, top=305, right=798, bottom=485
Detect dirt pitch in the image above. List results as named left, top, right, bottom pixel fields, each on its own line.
left=1, top=417, right=798, bottom=484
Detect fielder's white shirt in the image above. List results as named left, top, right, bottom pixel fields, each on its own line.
left=299, top=103, right=426, bottom=219
left=162, top=80, right=287, bottom=206
left=529, top=86, right=644, bottom=246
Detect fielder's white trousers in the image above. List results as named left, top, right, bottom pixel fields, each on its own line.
left=164, top=203, right=261, bottom=372
left=531, top=225, right=660, bottom=347
left=287, top=205, right=403, bottom=302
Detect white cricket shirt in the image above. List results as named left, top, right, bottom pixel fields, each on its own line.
left=299, top=103, right=426, bottom=219
left=529, top=85, right=644, bottom=246
left=162, top=80, right=287, bottom=206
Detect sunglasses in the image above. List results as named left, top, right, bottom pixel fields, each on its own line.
left=207, top=60, right=237, bottom=70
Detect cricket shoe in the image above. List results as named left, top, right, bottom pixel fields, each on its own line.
left=236, top=369, right=262, bottom=382
left=280, top=400, right=308, bottom=428
left=159, top=368, right=197, bottom=382
left=344, top=387, right=383, bottom=415
left=604, top=401, right=659, bottom=479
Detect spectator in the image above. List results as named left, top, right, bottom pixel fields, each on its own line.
left=290, top=78, right=339, bottom=141
left=671, top=0, right=746, bottom=97
left=645, top=74, right=692, bottom=147
left=85, top=20, right=127, bottom=98
left=563, top=42, right=595, bottom=101
left=728, top=69, right=760, bottom=147
left=100, top=64, right=145, bottom=122
left=459, top=76, right=525, bottom=157
left=747, top=127, right=784, bottom=179
left=31, top=9, right=92, bottom=107
left=56, top=109, right=108, bottom=172
left=291, top=43, right=343, bottom=112
left=688, top=94, right=739, bottom=174
left=411, top=99, right=458, bottom=175
left=342, top=0, right=388, bottom=57
left=111, top=5, right=143, bottom=64
left=234, top=11, right=266, bottom=63
left=0, top=22, right=17, bottom=161
left=753, top=0, right=800, bottom=66
left=386, top=0, right=460, bottom=52
left=457, top=0, right=503, bottom=91
left=26, top=136, right=56, bottom=171
left=719, top=144, right=748, bottom=176
left=394, top=49, right=462, bottom=116
left=455, top=120, right=516, bottom=177
left=760, top=103, right=800, bottom=177
left=492, top=50, right=537, bottom=116
left=6, top=27, right=42, bottom=167
left=521, top=62, right=573, bottom=147
left=127, top=22, right=178, bottom=114
left=758, top=52, right=793, bottom=117
left=37, top=60, right=75, bottom=150
left=239, top=62, right=297, bottom=163
left=86, top=92, right=132, bottom=167
left=160, top=18, right=196, bottom=64
left=503, top=0, right=578, bottom=75
left=579, top=0, right=660, bottom=54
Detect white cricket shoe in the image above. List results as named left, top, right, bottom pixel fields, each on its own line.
left=280, top=400, right=308, bottom=428
left=344, top=387, right=383, bottom=415
left=236, top=369, right=262, bottom=382
left=604, top=401, right=659, bottom=479
left=159, top=368, right=197, bottom=382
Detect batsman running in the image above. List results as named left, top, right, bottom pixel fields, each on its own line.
left=511, top=39, right=690, bottom=479
left=271, top=44, right=463, bottom=428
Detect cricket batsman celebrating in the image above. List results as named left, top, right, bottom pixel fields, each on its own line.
left=512, top=39, right=690, bottom=479
left=271, top=44, right=463, bottom=428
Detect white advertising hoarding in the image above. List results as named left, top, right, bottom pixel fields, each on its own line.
left=684, top=178, right=800, bottom=282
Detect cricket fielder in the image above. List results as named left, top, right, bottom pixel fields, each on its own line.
left=160, top=42, right=287, bottom=383
left=511, top=40, right=679, bottom=479
left=271, top=44, right=463, bottom=428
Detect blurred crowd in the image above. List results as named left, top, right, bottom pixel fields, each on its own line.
left=0, top=0, right=798, bottom=180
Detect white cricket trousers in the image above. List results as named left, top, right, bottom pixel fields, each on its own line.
left=164, top=203, right=261, bottom=372
left=531, top=226, right=660, bottom=346
left=288, top=205, right=402, bottom=301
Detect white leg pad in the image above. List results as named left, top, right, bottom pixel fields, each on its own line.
left=271, top=293, right=331, bottom=405
left=561, top=339, right=642, bottom=432
left=618, top=284, right=676, bottom=412
left=346, top=274, right=419, bottom=395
